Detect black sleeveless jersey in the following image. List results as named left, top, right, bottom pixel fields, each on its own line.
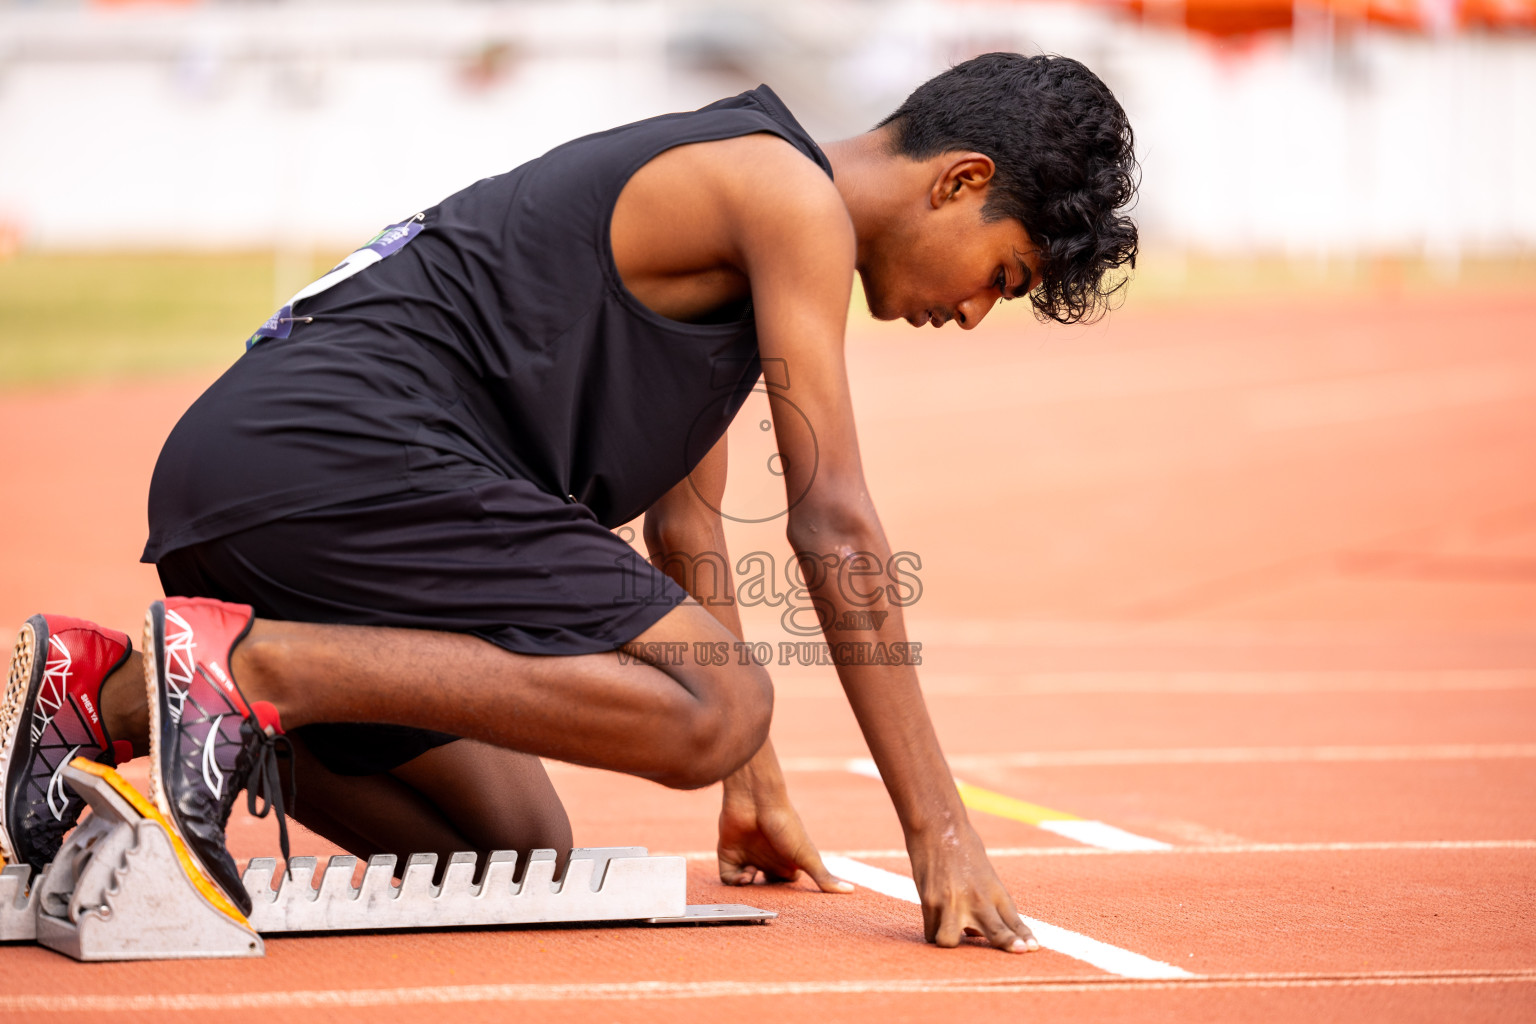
left=143, top=86, right=831, bottom=561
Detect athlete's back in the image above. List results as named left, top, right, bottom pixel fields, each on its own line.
left=144, top=86, right=831, bottom=562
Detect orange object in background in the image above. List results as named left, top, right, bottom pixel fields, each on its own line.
left=1460, top=0, right=1536, bottom=28
left=1107, top=0, right=1536, bottom=35
left=1133, top=0, right=1296, bottom=35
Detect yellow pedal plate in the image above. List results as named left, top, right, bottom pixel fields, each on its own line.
left=67, top=757, right=252, bottom=928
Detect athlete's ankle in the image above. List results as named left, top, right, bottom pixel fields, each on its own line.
left=99, top=652, right=150, bottom=759
left=228, top=621, right=301, bottom=728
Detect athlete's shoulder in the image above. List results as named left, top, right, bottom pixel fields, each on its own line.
left=615, top=130, right=851, bottom=282
left=698, top=134, right=851, bottom=244
left=706, top=132, right=840, bottom=197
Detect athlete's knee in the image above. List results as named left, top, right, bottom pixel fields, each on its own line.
left=462, top=782, right=573, bottom=853
left=660, top=663, right=772, bottom=790
left=507, top=802, right=573, bottom=854
left=516, top=781, right=573, bottom=851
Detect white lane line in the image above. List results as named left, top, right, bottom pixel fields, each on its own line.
left=780, top=744, right=1536, bottom=773
left=667, top=839, right=1536, bottom=860
left=4, top=971, right=1533, bottom=1010
left=845, top=757, right=1172, bottom=852
left=884, top=670, right=1536, bottom=695
left=821, top=855, right=1195, bottom=981
left=1037, top=820, right=1172, bottom=851
left=844, top=757, right=883, bottom=779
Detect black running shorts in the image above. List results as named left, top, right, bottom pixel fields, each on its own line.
left=154, top=479, right=688, bottom=775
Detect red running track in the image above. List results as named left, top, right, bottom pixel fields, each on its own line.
left=0, top=287, right=1533, bottom=1021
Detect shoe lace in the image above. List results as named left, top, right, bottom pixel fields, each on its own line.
left=243, top=729, right=296, bottom=876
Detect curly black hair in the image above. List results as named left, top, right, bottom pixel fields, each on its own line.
left=879, top=52, right=1139, bottom=324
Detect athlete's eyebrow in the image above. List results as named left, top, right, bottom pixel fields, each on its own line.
left=1009, top=252, right=1034, bottom=299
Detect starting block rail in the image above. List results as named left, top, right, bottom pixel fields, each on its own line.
left=244, top=846, right=685, bottom=932
left=3, top=760, right=773, bottom=961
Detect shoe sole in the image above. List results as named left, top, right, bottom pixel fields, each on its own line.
left=0, top=618, right=42, bottom=864
left=143, top=603, right=172, bottom=822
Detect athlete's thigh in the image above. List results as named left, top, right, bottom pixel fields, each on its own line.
left=531, top=597, right=773, bottom=749
left=386, top=598, right=773, bottom=788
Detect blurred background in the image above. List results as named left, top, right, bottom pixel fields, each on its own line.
left=2, top=0, right=1535, bottom=387
left=1, top=0, right=1533, bottom=646
left=3, top=0, right=1535, bottom=260
left=2, top=0, right=1535, bottom=386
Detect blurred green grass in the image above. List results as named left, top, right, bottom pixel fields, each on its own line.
left=0, top=250, right=337, bottom=389
left=3, top=250, right=1532, bottom=390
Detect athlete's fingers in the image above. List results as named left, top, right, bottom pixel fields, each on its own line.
left=974, top=903, right=1032, bottom=954
left=996, top=893, right=1040, bottom=951
left=731, top=848, right=794, bottom=884
left=930, top=908, right=965, bottom=949
left=759, top=863, right=800, bottom=883
left=796, top=846, right=855, bottom=894
left=719, top=861, right=759, bottom=886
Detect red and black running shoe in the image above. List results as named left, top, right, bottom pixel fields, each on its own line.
left=144, top=597, right=292, bottom=915
left=1, top=615, right=135, bottom=870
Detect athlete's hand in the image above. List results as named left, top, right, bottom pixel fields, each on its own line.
left=718, top=768, right=853, bottom=892
left=909, top=821, right=1039, bottom=953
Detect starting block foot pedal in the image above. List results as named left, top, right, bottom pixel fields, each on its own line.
left=33, top=761, right=262, bottom=961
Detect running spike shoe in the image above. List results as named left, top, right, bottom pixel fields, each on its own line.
left=144, top=597, right=292, bottom=915
left=1, top=615, right=135, bottom=870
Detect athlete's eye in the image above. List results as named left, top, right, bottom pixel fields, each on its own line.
left=994, top=269, right=1009, bottom=297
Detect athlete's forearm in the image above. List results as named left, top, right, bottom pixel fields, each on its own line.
left=837, top=644, right=967, bottom=841
left=785, top=513, right=967, bottom=840
left=643, top=513, right=746, bottom=639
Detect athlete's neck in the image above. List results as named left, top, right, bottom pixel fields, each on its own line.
left=823, top=126, right=935, bottom=274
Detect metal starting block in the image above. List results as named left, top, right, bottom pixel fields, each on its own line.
left=0, top=863, right=39, bottom=942
left=33, top=761, right=264, bottom=960
left=8, top=760, right=773, bottom=961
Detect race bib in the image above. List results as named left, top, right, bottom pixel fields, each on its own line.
left=248, top=213, right=425, bottom=347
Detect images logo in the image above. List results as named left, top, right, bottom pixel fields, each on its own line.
left=682, top=357, right=817, bottom=524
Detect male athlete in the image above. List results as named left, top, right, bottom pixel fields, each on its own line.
left=1, top=53, right=1137, bottom=953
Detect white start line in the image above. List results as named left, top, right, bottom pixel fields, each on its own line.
left=820, top=854, right=1195, bottom=981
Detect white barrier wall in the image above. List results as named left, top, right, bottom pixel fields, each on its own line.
left=1, top=0, right=1533, bottom=256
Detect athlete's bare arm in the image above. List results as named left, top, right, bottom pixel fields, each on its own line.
left=615, top=134, right=1037, bottom=953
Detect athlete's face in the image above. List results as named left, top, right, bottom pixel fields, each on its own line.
left=859, top=155, right=1042, bottom=330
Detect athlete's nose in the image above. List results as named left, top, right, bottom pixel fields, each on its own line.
left=953, top=289, right=999, bottom=330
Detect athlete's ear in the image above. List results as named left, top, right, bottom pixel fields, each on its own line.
left=929, top=153, right=997, bottom=210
